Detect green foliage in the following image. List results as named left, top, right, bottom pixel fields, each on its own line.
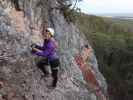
left=58, top=0, right=82, bottom=23
left=90, top=32, right=133, bottom=100
left=76, top=14, right=133, bottom=100
left=62, top=8, right=79, bottom=23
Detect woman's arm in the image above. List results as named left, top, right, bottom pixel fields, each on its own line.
left=31, top=43, right=44, bottom=50
left=34, top=40, right=55, bottom=57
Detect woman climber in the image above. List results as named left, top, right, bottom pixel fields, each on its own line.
left=31, top=27, right=60, bottom=88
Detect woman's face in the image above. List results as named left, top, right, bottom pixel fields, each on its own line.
left=42, top=30, right=51, bottom=39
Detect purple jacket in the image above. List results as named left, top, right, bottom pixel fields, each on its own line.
left=34, top=38, right=59, bottom=61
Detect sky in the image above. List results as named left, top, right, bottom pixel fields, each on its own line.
left=77, top=0, right=133, bottom=14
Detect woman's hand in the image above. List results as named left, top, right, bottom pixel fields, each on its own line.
left=32, top=48, right=42, bottom=52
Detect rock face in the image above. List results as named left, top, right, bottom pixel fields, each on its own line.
left=0, top=0, right=107, bottom=100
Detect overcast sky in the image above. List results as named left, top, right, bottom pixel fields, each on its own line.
left=77, top=0, right=133, bottom=14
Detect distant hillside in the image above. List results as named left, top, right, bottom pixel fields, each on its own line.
left=76, top=13, right=133, bottom=100
left=97, top=13, right=133, bottom=17
left=76, top=13, right=133, bottom=34
left=112, top=17, right=133, bottom=21
left=97, top=13, right=133, bottom=20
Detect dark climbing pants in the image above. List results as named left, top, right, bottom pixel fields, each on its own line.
left=51, top=69, right=58, bottom=87
left=37, top=58, right=60, bottom=87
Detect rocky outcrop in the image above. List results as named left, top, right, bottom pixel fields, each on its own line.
left=0, top=0, right=107, bottom=100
